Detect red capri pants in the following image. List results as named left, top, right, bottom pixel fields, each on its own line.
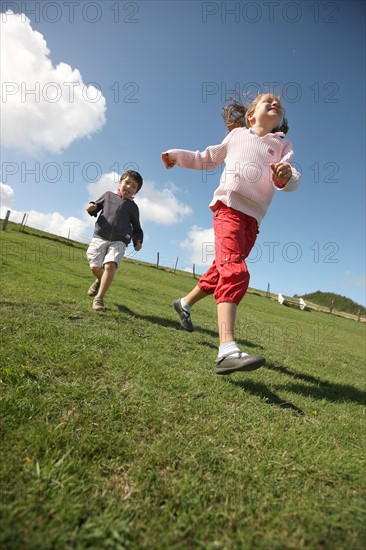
left=198, top=202, right=259, bottom=305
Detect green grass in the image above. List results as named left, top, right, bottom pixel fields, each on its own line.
left=1, top=226, right=365, bottom=549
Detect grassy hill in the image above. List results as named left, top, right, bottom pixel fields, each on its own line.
left=296, top=291, right=366, bottom=316
left=1, top=225, right=365, bottom=549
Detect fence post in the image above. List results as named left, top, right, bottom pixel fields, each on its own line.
left=19, top=213, right=27, bottom=231
left=156, top=252, right=159, bottom=268
left=2, top=210, right=11, bottom=231
left=193, top=263, right=195, bottom=278
left=20, top=214, right=28, bottom=232
left=174, top=257, right=178, bottom=274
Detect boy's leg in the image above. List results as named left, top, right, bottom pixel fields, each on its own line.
left=91, top=241, right=126, bottom=309
left=92, top=262, right=116, bottom=311
left=96, top=262, right=117, bottom=298
left=91, top=266, right=104, bottom=281
left=86, top=238, right=107, bottom=296
left=87, top=267, right=104, bottom=296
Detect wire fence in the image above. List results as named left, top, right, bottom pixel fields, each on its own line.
left=2, top=211, right=365, bottom=321
left=1, top=210, right=200, bottom=276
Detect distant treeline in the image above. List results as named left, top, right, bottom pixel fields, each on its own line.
left=294, top=291, right=366, bottom=316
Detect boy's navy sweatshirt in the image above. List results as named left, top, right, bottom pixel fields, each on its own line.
left=89, top=191, right=143, bottom=246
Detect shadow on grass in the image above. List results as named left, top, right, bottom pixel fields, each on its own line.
left=117, top=303, right=180, bottom=330
left=116, top=304, right=261, bottom=350
left=228, top=377, right=305, bottom=415
left=265, top=363, right=366, bottom=405
left=229, top=362, right=366, bottom=411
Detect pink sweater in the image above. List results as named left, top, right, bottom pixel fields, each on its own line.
left=163, top=127, right=301, bottom=224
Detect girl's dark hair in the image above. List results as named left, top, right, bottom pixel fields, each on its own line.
left=120, top=170, right=143, bottom=192
left=222, top=95, right=289, bottom=134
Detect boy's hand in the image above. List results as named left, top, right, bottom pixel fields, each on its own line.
left=86, top=202, right=97, bottom=213
left=161, top=152, right=176, bottom=169
left=134, top=241, right=142, bottom=252
left=271, top=162, right=292, bottom=188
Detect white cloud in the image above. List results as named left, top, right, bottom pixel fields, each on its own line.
left=28, top=210, right=93, bottom=242
left=87, top=172, right=119, bottom=200
left=136, top=180, right=193, bottom=225
left=180, top=225, right=215, bottom=267
left=338, top=270, right=366, bottom=290
left=87, top=175, right=193, bottom=226
left=0, top=182, right=14, bottom=207
left=0, top=11, right=106, bottom=155
left=1, top=173, right=193, bottom=246
left=1, top=183, right=93, bottom=242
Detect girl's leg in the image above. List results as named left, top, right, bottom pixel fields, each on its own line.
left=212, top=207, right=265, bottom=372
left=180, top=259, right=219, bottom=311
left=97, top=262, right=117, bottom=298
left=174, top=285, right=208, bottom=332
left=217, top=301, right=237, bottom=344
left=183, top=285, right=208, bottom=307
left=215, top=299, right=265, bottom=373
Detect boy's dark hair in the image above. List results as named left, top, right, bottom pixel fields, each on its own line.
left=222, top=96, right=289, bottom=135
left=120, top=170, right=143, bottom=192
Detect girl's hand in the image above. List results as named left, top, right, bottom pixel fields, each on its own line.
left=134, top=241, right=142, bottom=252
left=271, top=162, right=292, bottom=188
left=161, top=152, right=176, bottom=169
left=86, top=202, right=97, bottom=213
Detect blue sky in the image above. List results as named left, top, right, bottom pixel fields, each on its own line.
left=1, top=0, right=365, bottom=306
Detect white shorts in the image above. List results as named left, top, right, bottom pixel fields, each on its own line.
left=86, top=237, right=127, bottom=268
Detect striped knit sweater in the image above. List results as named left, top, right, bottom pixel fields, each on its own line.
left=163, top=127, right=301, bottom=224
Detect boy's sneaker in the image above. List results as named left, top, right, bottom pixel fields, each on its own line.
left=173, top=299, right=194, bottom=332
left=88, top=279, right=100, bottom=296
left=93, top=297, right=106, bottom=312
left=215, top=352, right=265, bottom=375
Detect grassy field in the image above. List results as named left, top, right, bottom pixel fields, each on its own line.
left=1, top=226, right=365, bottom=549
